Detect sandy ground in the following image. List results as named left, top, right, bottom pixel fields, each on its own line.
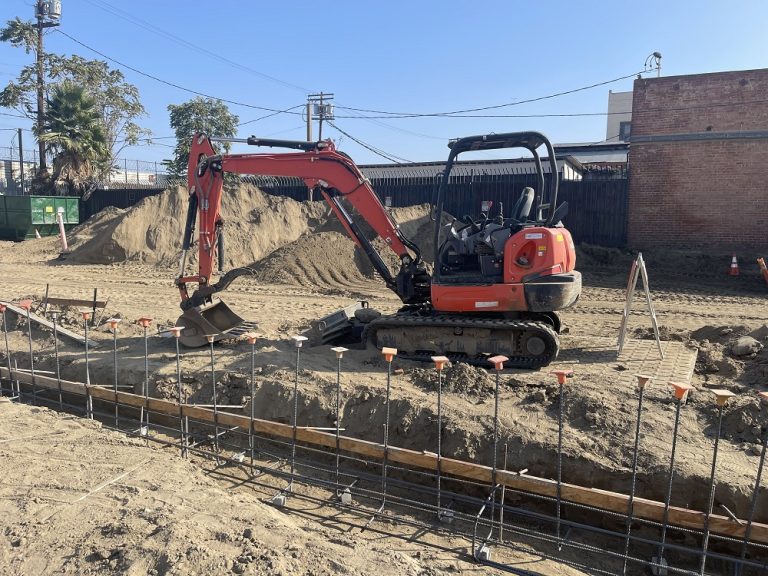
left=0, top=188, right=767, bottom=573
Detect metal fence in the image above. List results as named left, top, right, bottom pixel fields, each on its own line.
left=0, top=147, right=170, bottom=195
left=259, top=171, right=630, bottom=248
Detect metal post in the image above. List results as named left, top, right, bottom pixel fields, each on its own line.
left=700, top=389, right=736, bottom=576
left=432, top=355, right=449, bottom=520
left=655, top=381, right=693, bottom=573
left=206, top=334, right=220, bottom=460
left=740, top=391, right=768, bottom=564
left=107, top=319, right=121, bottom=429
left=138, top=317, right=152, bottom=437
left=18, top=128, right=24, bottom=195
left=289, top=335, right=308, bottom=491
left=20, top=300, right=35, bottom=403
left=81, top=310, right=92, bottom=418
left=169, top=327, right=184, bottom=457
left=553, top=370, right=573, bottom=547
left=52, top=312, right=62, bottom=409
left=246, top=333, right=261, bottom=470
left=365, top=347, right=397, bottom=529
left=332, top=346, right=348, bottom=495
left=0, top=304, right=10, bottom=398
left=623, top=374, right=651, bottom=575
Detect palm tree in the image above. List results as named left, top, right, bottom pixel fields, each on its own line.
left=40, top=82, right=110, bottom=195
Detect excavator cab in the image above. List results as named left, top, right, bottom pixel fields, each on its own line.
left=431, top=131, right=580, bottom=319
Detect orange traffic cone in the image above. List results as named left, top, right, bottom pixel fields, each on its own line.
left=728, top=253, right=739, bottom=276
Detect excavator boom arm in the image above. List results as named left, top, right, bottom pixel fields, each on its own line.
left=178, top=133, right=422, bottom=305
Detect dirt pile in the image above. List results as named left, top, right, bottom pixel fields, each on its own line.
left=65, top=185, right=327, bottom=267
left=409, top=362, right=497, bottom=399
left=248, top=204, right=440, bottom=290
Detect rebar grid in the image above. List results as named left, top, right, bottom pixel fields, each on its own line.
left=5, top=375, right=767, bottom=576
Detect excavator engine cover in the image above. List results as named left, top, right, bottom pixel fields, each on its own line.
left=176, top=299, right=244, bottom=347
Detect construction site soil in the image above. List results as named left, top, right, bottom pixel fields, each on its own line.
left=1, top=184, right=767, bottom=575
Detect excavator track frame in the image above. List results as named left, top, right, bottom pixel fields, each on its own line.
left=362, top=314, right=559, bottom=369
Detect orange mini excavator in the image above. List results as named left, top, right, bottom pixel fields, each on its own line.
left=175, top=131, right=580, bottom=368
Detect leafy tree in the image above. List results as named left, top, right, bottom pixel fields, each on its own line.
left=40, top=82, right=110, bottom=195
left=0, top=18, right=148, bottom=171
left=165, top=97, right=239, bottom=178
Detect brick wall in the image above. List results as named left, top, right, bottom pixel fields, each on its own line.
left=628, top=69, right=768, bottom=248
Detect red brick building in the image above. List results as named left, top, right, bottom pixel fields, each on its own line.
left=628, top=69, right=768, bottom=248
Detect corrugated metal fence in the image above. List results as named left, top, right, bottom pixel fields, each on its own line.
left=255, top=172, right=629, bottom=247
left=75, top=173, right=629, bottom=247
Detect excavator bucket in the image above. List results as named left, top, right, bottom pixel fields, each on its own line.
left=176, top=299, right=245, bottom=347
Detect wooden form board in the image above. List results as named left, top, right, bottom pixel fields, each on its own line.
left=2, top=365, right=765, bottom=544
left=0, top=301, right=98, bottom=348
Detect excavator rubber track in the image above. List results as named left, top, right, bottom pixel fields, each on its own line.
left=362, top=314, right=560, bottom=369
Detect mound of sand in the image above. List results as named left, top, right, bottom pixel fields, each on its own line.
left=66, top=185, right=327, bottom=267
left=248, top=204, right=443, bottom=289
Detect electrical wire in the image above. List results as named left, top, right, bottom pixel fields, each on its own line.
left=81, top=0, right=311, bottom=94
left=238, top=104, right=306, bottom=127
left=327, top=121, right=413, bottom=164
left=54, top=29, right=305, bottom=116
left=334, top=69, right=656, bottom=118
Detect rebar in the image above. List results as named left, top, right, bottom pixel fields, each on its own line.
left=83, top=313, right=92, bottom=419
left=622, top=375, right=648, bottom=575
left=174, top=329, right=185, bottom=458
left=1, top=305, right=12, bottom=399
left=331, top=346, right=348, bottom=494
left=23, top=303, right=36, bottom=403
left=110, top=320, right=119, bottom=428
left=490, top=365, right=501, bottom=529
left=437, top=361, right=443, bottom=515
left=699, top=400, right=727, bottom=575
left=740, top=406, right=768, bottom=563
left=658, top=392, right=686, bottom=564
left=52, top=313, right=62, bottom=409
left=140, top=320, right=150, bottom=437
left=250, top=338, right=257, bottom=470
left=557, top=380, right=565, bottom=545
left=289, top=336, right=307, bottom=490
left=208, top=336, right=220, bottom=460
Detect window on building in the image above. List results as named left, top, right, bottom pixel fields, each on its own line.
left=619, top=121, right=631, bottom=142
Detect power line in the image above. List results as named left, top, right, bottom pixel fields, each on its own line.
left=334, top=69, right=655, bottom=118
left=238, top=104, right=306, bottom=127
left=81, top=0, right=311, bottom=94
left=54, top=29, right=305, bottom=116
left=327, top=121, right=413, bottom=164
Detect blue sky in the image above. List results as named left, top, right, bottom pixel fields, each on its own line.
left=1, top=0, right=767, bottom=165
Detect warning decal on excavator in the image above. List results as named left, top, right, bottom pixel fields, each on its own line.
left=556, top=234, right=564, bottom=242
left=475, top=301, right=499, bottom=308
left=525, top=232, right=543, bottom=239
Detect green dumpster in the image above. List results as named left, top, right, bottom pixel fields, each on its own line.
left=0, top=196, right=79, bottom=241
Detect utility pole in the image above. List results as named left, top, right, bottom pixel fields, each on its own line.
left=34, top=1, right=62, bottom=177
left=18, top=128, right=25, bottom=195
left=307, top=93, right=334, bottom=141
left=306, top=101, right=312, bottom=142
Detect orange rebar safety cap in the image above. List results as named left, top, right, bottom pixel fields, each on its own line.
left=552, top=370, right=574, bottom=385
left=381, top=347, right=397, bottom=363
left=669, top=381, right=694, bottom=401
left=488, top=355, right=509, bottom=371
left=431, top=355, right=449, bottom=371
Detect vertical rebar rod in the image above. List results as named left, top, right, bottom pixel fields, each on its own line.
left=24, top=305, right=36, bottom=403
left=141, top=324, right=149, bottom=435
left=250, top=339, right=256, bottom=471
left=437, top=365, right=443, bottom=515
left=83, top=316, right=91, bottom=419
left=112, top=325, right=119, bottom=428
left=287, top=338, right=308, bottom=490
left=700, top=401, right=728, bottom=576
left=335, top=354, right=342, bottom=493
left=740, top=415, right=768, bottom=563
left=622, top=379, right=647, bottom=575
left=209, top=337, right=219, bottom=459
left=175, top=332, right=184, bottom=458
left=500, top=442, right=508, bottom=542
left=382, top=357, right=392, bottom=502
left=52, top=313, right=62, bottom=410
left=658, top=396, right=684, bottom=563
left=557, top=380, right=565, bottom=544
left=1, top=306, right=12, bottom=399
left=491, top=368, right=501, bottom=530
